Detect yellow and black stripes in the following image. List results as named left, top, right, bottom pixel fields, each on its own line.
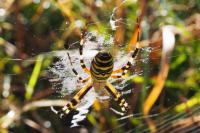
left=111, top=47, right=140, bottom=79
left=90, top=51, right=114, bottom=81
left=57, top=82, right=93, bottom=118
left=105, top=82, right=129, bottom=112
left=121, top=47, right=140, bottom=76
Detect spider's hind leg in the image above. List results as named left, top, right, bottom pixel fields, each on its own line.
left=51, top=82, right=93, bottom=118
left=105, top=82, right=129, bottom=113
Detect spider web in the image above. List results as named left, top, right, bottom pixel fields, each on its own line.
left=46, top=1, right=200, bottom=131
left=47, top=0, right=162, bottom=127
left=102, top=104, right=200, bottom=133
left=1, top=0, right=199, bottom=132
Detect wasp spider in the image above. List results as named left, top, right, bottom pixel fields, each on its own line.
left=52, top=23, right=142, bottom=118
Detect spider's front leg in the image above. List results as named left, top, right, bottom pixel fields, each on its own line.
left=79, top=29, right=90, bottom=74
left=111, top=21, right=141, bottom=79
left=105, top=82, right=129, bottom=113
left=111, top=43, right=141, bottom=79
left=67, top=52, right=90, bottom=83
left=52, top=82, right=93, bottom=118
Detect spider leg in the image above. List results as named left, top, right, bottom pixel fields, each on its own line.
left=52, top=82, right=93, bottom=118
left=111, top=22, right=141, bottom=79
left=111, top=46, right=140, bottom=79
left=105, top=82, right=129, bottom=113
left=67, top=52, right=90, bottom=83
left=79, top=29, right=90, bottom=75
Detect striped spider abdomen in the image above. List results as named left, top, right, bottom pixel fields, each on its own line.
left=90, top=51, right=114, bottom=81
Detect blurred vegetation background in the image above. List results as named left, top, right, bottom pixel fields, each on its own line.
left=0, top=0, right=200, bottom=133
